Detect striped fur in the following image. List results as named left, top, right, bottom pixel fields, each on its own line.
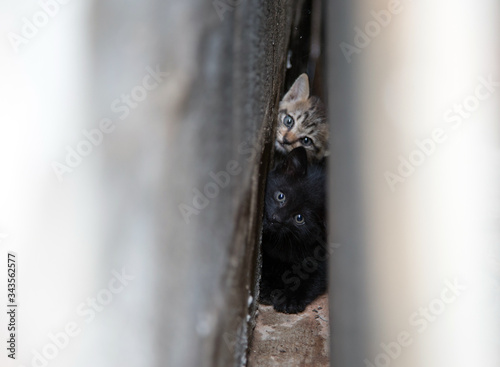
left=275, top=74, right=328, bottom=162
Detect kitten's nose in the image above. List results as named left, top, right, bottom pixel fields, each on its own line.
left=271, top=214, right=281, bottom=223
left=282, top=137, right=290, bottom=144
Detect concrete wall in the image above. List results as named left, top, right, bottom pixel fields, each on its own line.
left=91, top=0, right=301, bottom=366
left=2, top=1, right=312, bottom=366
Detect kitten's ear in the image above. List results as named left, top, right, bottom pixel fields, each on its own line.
left=282, top=73, right=309, bottom=103
left=284, top=147, right=308, bottom=177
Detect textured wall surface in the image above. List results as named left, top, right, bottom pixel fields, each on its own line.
left=91, top=1, right=298, bottom=366
left=248, top=294, right=330, bottom=366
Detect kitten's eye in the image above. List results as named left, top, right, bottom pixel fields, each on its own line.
left=301, top=137, right=312, bottom=146
left=283, top=115, right=294, bottom=128
left=294, top=214, right=305, bottom=224
left=275, top=191, right=286, bottom=202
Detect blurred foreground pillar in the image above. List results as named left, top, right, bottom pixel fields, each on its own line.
left=328, top=1, right=500, bottom=366
left=91, top=0, right=297, bottom=366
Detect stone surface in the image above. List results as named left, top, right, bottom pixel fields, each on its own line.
left=91, top=0, right=302, bottom=366
left=248, top=294, right=330, bottom=367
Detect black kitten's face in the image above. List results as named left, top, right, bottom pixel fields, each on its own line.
left=262, top=148, right=325, bottom=261
left=264, top=179, right=313, bottom=236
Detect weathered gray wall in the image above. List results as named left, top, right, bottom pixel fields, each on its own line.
left=90, top=0, right=299, bottom=366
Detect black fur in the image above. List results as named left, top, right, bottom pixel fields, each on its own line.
left=259, top=147, right=327, bottom=313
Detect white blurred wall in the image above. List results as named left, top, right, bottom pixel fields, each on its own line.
left=0, top=2, right=156, bottom=366
left=329, top=0, right=500, bottom=366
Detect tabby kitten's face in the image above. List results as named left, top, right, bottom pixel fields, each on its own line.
left=275, top=73, right=328, bottom=161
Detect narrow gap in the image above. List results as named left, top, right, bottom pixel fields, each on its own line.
left=248, top=0, right=330, bottom=365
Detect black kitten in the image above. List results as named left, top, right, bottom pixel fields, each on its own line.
left=259, top=147, right=327, bottom=314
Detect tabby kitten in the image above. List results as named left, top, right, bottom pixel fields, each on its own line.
left=259, top=147, right=327, bottom=314
left=275, top=73, right=328, bottom=162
